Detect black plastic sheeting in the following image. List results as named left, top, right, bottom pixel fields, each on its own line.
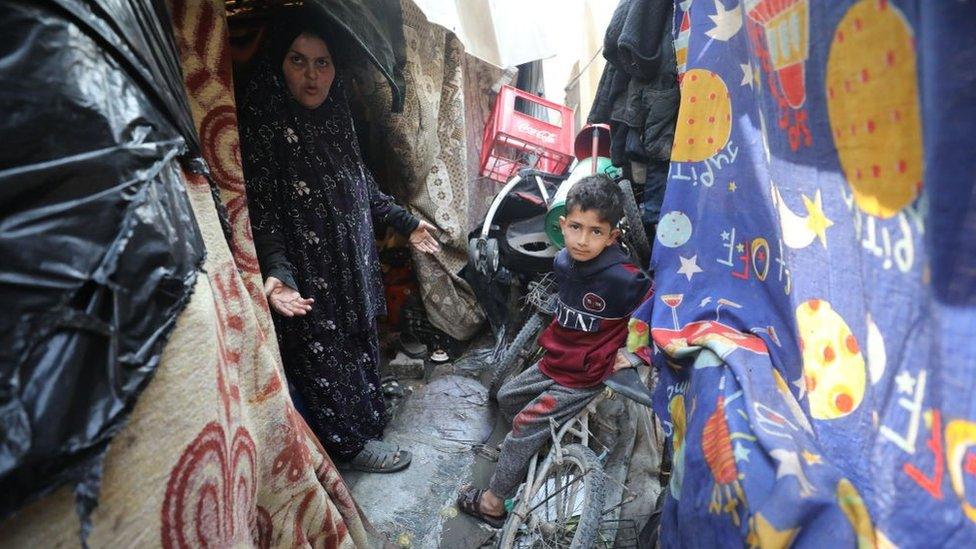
left=308, top=0, right=406, bottom=112
left=0, top=0, right=205, bottom=536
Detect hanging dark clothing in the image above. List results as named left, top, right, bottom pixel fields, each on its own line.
left=589, top=0, right=679, bottom=166
left=238, top=39, right=418, bottom=459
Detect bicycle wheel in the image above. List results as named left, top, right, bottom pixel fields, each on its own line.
left=489, top=312, right=547, bottom=401
left=618, top=179, right=651, bottom=267
left=498, top=443, right=608, bottom=549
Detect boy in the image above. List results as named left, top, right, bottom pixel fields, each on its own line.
left=457, top=174, right=653, bottom=526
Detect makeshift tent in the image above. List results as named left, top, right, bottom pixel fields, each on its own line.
left=627, top=0, right=976, bottom=546
left=0, top=0, right=566, bottom=543
left=0, top=0, right=206, bottom=529
left=0, top=0, right=389, bottom=545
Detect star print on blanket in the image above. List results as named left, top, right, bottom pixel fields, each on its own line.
left=626, top=1, right=976, bottom=546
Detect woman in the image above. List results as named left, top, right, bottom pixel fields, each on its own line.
left=238, top=15, right=438, bottom=473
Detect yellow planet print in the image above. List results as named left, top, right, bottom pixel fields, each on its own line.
left=670, top=394, right=687, bottom=450
left=795, top=299, right=866, bottom=420
left=836, top=478, right=875, bottom=547
left=826, top=0, right=922, bottom=219
left=672, top=69, right=733, bottom=163
left=945, top=418, right=976, bottom=524
left=669, top=394, right=688, bottom=500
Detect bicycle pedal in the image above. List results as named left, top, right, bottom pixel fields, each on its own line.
left=473, top=444, right=500, bottom=462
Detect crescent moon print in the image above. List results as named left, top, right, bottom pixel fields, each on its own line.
left=771, top=184, right=833, bottom=249
left=946, top=419, right=976, bottom=523
left=866, top=313, right=887, bottom=385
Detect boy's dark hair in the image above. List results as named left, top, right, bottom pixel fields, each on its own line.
left=565, top=174, right=623, bottom=226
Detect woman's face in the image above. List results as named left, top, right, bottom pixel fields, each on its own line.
left=281, top=33, right=334, bottom=110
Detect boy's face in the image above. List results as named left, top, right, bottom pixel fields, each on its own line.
left=559, top=206, right=620, bottom=262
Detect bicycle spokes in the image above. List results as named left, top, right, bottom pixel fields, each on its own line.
left=512, top=464, right=591, bottom=548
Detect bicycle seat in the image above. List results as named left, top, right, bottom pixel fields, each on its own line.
left=603, top=367, right=654, bottom=408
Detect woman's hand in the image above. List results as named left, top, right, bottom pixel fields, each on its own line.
left=409, top=220, right=440, bottom=254
left=264, top=277, right=314, bottom=317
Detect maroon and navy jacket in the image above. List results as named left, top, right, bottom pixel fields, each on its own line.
left=538, top=245, right=653, bottom=388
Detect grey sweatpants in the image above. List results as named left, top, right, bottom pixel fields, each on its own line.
left=488, top=363, right=602, bottom=498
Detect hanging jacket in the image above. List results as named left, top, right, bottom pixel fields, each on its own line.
left=589, top=0, right=679, bottom=165
left=538, top=245, right=653, bottom=388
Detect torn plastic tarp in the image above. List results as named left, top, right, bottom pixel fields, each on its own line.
left=0, top=0, right=205, bottom=535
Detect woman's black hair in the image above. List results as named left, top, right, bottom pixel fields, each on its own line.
left=565, top=174, right=624, bottom=227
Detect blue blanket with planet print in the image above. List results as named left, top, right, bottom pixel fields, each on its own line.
left=625, top=1, right=976, bottom=545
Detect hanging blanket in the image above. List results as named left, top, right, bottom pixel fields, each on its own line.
left=347, top=0, right=485, bottom=341
left=627, top=0, right=976, bottom=546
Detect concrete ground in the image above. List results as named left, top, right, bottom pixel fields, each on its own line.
left=344, top=341, right=509, bottom=548
left=343, top=336, right=664, bottom=548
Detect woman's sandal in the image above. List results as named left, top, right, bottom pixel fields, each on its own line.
left=456, top=484, right=506, bottom=528
left=348, top=440, right=412, bottom=473
left=398, top=331, right=428, bottom=359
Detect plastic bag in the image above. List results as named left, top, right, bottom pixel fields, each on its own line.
left=0, top=0, right=205, bottom=535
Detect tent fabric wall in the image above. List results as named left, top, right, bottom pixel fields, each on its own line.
left=348, top=0, right=484, bottom=342
left=626, top=0, right=976, bottom=546
left=168, top=0, right=374, bottom=544
left=0, top=165, right=370, bottom=547
left=541, top=0, right=618, bottom=131
left=1, top=1, right=375, bottom=546
left=0, top=0, right=206, bottom=529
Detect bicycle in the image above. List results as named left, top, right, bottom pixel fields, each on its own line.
left=496, top=365, right=657, bottom=548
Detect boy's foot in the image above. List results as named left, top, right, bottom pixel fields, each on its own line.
left=456, top=484, right=506, bottom=528
left=347, top=440, right=411, bottom=473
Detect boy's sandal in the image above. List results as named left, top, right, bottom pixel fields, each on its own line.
left=456, top=484, right=506, bottom=528
left=347, top=440, right=411, bottom=473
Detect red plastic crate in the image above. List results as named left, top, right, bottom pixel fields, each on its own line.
left=479, top=85, right=575, bottom=183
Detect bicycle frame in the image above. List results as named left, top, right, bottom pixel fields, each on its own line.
left=501, top=365, right=656, bottom=547
left=510, top=389, right=608, bottom=531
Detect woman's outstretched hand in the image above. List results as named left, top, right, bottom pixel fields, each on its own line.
left=409, top=220, right=440, bottom=254
left=264, top=276, right=314, bottom=317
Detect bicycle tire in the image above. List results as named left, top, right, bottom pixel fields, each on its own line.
left=489, top=312, right=547, bottom=401
left=497, top=443, right=608, bottom=549
left=618, top=179, right=651, bottom=267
